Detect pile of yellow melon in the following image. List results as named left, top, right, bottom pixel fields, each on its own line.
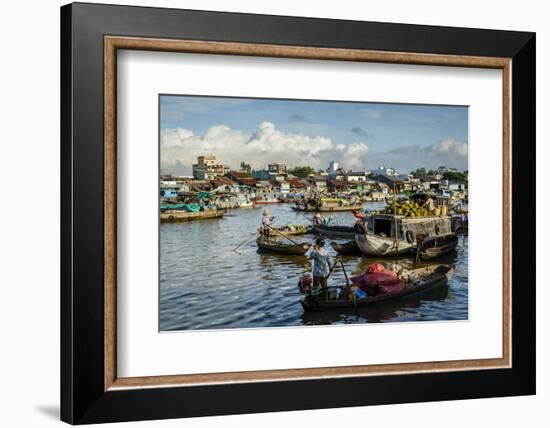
left=383, top=201, right=430, bottom=217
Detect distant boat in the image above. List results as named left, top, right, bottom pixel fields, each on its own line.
left=299, top=264, right=454, bottom=311
left=160, top=208, right=224, bottom=223
left=254, top=195, right=281, bottom=204
left=292, top=198, right=364, bottom=212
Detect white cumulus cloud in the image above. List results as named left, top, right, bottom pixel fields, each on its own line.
left=161, top=121, right=369, bottom=175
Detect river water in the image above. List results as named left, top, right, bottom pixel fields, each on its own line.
left=160, top=202, right=468, bottom=331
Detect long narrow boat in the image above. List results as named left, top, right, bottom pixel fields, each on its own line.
left=291, top=204, right=364, bottom=212
left=160, top=209, right=224, bottom=223
left=418, top=234, right=459, bottom=260
left=312, top=223, right=355, bottom=239
left=330, top=240, right=362, bottom=255
left=256, top=237, right=310, bottom=255
left=300, top=265, right=454, bottom=311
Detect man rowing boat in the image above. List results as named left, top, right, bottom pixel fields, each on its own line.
left=306, top=238, right=332, bottom=294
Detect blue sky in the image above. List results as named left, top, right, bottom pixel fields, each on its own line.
left=160, top=95, right=468, bottom=176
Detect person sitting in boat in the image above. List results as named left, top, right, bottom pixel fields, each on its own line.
left=425, top=194, right=435, bottom=213
left=312, top=213, right=322, bottom=226
left=261, top=208, right=275, bottom=241
left=306, top=238, right=332, bottom=296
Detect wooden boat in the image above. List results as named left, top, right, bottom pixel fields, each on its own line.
left=255, top=194, right=281, bottom=204
left=330, top=240, right=362, bottom=255
left=355, top=232, right=414, bottom=256
left=261, top=225, right=310, bottom=237
left=292, top=203, right=364, bottom=212
left=256, top=237, right=310, bottom=255
left=278, top=225, right=310, bottom=237
left=300, top=264, right=454, bottom=311
left=418, top=234, right=459, bottom=260
left=160, top=208, right=224, bottom=223
left=312, top=223, right=355, bottom=239
left=355, top=214, right=452, bottom=257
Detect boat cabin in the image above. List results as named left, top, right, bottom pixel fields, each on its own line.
left=369, top=213, right=452, bottom=241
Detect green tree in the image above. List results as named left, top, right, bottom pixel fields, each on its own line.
left=442, top=171, right=468, bottom=184
left=240, top=161, right=252, bottom=173
left=289, top=166, right=316, bottom=177
left=411, top=168, right=427, bottom=178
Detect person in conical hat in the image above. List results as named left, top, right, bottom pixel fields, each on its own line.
left=261, top=208, right=275, bottom=241
left=312, top=212, right=322, bottom=225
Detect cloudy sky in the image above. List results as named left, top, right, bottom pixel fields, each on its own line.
left=160, top=95, right=468, bottom=176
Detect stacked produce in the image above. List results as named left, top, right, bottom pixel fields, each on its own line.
left=383, top=200, right=430, bottom=217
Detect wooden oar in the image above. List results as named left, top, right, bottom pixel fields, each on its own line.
left=325, top=258, right=340, bottom=280
left=232, top=233, right=257, bottom=253
left=340, top=260, right=351, bottom=286
left=300, top=213, right=315, bottom=222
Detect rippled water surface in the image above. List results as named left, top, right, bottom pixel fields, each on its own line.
left=160, top=202, right=468, bottom=331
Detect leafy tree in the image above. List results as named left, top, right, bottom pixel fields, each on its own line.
left=410, top=168, right=427, bottom=178
left=442, top=171, right=468, bottom=184
left=289, top=166, right=316, bottom=177
left=240, top=161, right=252, bottom=173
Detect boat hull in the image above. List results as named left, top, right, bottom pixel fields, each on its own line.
left=255, top=200, right=281, bottom=205
left=354, top=233, right=414, bottom=256
left=419, top=234, right=459, bottom=260
left=301, top=265, right=454, bottom=311
left=312, top=224, right=355, bottom=239
left=292, top=204, right=363, bottom=212
left=256, top=237, right=310, bottom=255
left=330, top=240, right=362, bottom=255
left=160, top=209, right=224, bottom=223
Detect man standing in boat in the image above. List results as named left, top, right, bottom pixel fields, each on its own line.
left=261, top=208, right=275, bottom=242
left=307, top=238, right=333, bottom=296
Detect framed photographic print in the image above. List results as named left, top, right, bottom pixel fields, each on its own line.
left=61, top=2, right=535, bottom=424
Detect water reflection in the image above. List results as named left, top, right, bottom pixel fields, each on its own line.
left=160, top=202, right=468, bottom=331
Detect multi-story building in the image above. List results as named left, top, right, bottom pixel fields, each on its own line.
left=268, top=163, right=287, bottom=176
left=192, top=155, right=225, bottom=180
left=347, top=171, right=369, bottom=182
left=370, top=166, right=396, bottom=177
left=253, top=163, right=287, bottom=182
left=327, top=161, right=339, bottom=176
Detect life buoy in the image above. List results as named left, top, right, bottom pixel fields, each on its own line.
left=405, top=230, right=415, bottom=244
left=168, top=215, right=175, bottom=222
